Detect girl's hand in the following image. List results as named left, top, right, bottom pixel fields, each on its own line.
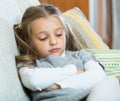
left=42, top=83, right=61, bottom=92
left=77, top=68, right=84, bottom=74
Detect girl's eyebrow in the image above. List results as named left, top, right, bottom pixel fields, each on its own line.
left=36, top=27, right=64, bottom=35
left=55, top=27, right=64, bottom=31
left=36, top=31, right=47, bottom=35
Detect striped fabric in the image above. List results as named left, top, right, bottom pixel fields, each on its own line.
left=87, top=49, right=120, bottom=80
left=63, top=7, right=109, bottom=49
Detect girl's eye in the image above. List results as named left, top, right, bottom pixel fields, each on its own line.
left=39, top=37, right=47, bottom=41
left=39, top=34, right=48, bottom=41
left=56, top=33, right=63, bottom=37
left=56, top=29, right=64, bottom=37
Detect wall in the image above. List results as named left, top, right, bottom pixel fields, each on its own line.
left=39, top=0, right=89, bottom=20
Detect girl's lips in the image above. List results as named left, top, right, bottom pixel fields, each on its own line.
left=49, top=48, right=60, bottom=53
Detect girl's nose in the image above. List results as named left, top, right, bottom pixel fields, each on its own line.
left=49, top=36, right=57, bottom=46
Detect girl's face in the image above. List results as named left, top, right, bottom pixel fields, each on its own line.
left=30, top=16, right=66, bottom=58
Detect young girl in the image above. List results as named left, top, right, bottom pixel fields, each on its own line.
left=14, top=4, right=120, bottom=101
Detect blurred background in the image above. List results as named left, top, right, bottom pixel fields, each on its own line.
left=39, top=0, right=120, bottom=49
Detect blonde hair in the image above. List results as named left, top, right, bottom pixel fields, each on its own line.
left=14, top=4, right=88, bottom=63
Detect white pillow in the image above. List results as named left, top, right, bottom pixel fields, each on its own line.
left=0, top=0, right=21, bottom=24
left=0, top=0, right=40, bottom=100
left=0, top=16, right=30, bottom=101
left=0, top=0, right=40, bottom=25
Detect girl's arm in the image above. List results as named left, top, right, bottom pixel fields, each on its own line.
left=57, top=60, right=106, bottom=89
left=44, top=60, right=106, bottom=92
left=50, top=50, right=106, bottom=90
left=19, top=64, right=77, bottom=91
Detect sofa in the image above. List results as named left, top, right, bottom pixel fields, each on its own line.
left=0, top=0, right=120, bottom=101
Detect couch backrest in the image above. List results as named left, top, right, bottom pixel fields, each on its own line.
left=0, top=0, right=40, bottom=24
left=0, top=0, right=40, bottom=100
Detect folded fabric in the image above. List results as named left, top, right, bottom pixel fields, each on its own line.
left=31, top=88, right=89, bottom=101
left=87, top=49, right=120, bottom=80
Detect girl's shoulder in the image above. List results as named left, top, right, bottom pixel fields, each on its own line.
left=65, top=49, right=91, bottom=57
left=65, top=50, right=96, bottom=64
left=17, top=61, right=35, bottom=70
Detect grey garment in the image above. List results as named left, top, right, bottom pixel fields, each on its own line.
left=32, top=50, right=98, bottom=101
left=36, top=50, right=97, bottom=70
left=31, top=88, right=89, bottom=101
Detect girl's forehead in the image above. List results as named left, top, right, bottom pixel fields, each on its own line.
left=31, top=16, right=63, bottom=27
left=34, top=15, right=62, bottom=23
left=30, top=16, right=64, bottom=35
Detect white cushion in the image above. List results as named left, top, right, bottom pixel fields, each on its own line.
left=0, top=0, right=40, bottom=100
left=0, top=0, right=40, bottom=25
left=0, top=16, right=30, bottom=101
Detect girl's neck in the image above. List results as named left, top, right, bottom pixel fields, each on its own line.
left=61, top=51, right=65, bottom=57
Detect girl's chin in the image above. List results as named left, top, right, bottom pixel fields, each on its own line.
left=50, top=53, right=61, bottom=56
left=50, top=52, right=63, bottom=56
